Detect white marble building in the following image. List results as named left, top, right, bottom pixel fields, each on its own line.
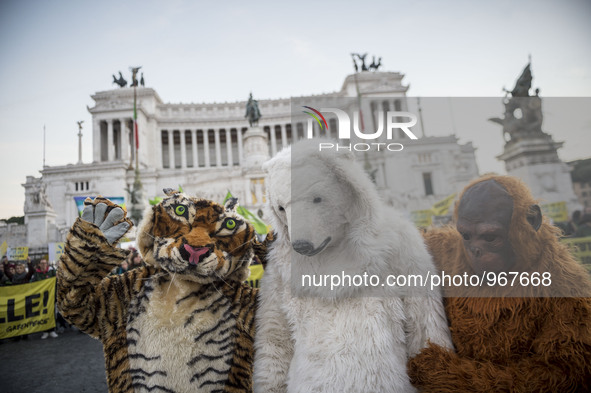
left=22, top=71, right=479, bottom=247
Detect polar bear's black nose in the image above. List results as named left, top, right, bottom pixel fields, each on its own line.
left=292, top=240, right=315, bottom=255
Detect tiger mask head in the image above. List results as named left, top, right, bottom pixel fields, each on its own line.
left=137, top=189, right=255, bottom=284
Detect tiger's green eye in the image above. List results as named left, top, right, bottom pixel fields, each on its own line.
left=225, top=219, right=236, bottom=229
left=175, top=205, right=186, bottom=216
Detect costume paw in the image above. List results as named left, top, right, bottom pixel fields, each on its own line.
left=81, top=196, right=133, bottom=244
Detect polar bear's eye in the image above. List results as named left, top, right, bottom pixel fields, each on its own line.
left=278, top=206, right=285, bottom=212
left=313, top=197, right=322, bottom=203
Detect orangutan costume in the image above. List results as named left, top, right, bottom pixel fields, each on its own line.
left=408, top=175, right=591, bottom=392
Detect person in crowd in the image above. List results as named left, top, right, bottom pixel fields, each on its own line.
left=31, top=258, right=56, bottom=281
left=0, top=263, right=14, bottom=285
left=2, top=256, right=13, bottom=283
left=11, top=260, right=34, bottom=284
left=30, top=258, right=59, bottom=339
left=114, top=260, right=129, bottom=275
left=573, top=213, right=591, bottom=238
left=0, top=261, right=5, bottom=283
left=128, top=249, right=144, bottom=270
left=563, top=210, right=581, bottom=236
left=6, top=260, right=34, bottom=340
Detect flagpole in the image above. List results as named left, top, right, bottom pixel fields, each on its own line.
left=129, top=66, right=143, bottom=225
left=417, top=97, right=426, bottom=138
left=43, top=124, right=46, bottom=168
left=134, top=82, right=138, bottom=170
left=351, top=54, right=376, bottom=182
left=352, top=65, right=365, bottom=132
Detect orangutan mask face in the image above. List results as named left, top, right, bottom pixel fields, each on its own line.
left=456, top=180, right=517, bottom=276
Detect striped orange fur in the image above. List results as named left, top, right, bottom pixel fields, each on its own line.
left=58, top=193, right=259, bottom=392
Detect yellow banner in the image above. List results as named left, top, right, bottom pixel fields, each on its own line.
left=411, top=210, right=434, bottom=228
left=541, top=202, right=568, bottom=223
left=0, top=241, right=7, bottom=259
left=247, top=264, right=264, bottom=288
left=431, top=193, right=457, bottom=216
left=0, top=277, right=56, bottom=338
left=562, top=236, right=591, bottom=269
left=7, top=247, right=29, bottom=261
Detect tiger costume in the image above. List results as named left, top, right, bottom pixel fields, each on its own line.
left=57, top=190, right=258, bottom=393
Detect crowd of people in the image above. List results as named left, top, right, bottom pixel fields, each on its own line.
left=0, top=256, right=63, bottom=340
left=0, top=248, right=145, bottom=286
left=0, top=248, right=144, bottom=341
left=563, top=209, right=591, bottom=238
left=0, top=257, right=55, bottom=286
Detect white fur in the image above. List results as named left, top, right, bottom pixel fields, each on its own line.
left=254, top=139, right=453, bottom=393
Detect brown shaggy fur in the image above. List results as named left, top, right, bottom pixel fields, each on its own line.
left=408, top=175, right=591, bottom=392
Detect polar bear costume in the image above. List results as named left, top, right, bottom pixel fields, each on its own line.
left=254, top=139, right=453, bottom=393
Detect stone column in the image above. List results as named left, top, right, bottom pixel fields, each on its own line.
left=107, top=120, right=114, bottom=161
left=129, top=121, right=135, bottom=165
left=191, top=129, right=198, bottom=168
left=313, top=120, right=320, bottom=138
left=214, top=129, right=222, bottom=167
left=203, top=130, right=210, bottom=168
left=281, top=124, right=287, bottom=148
left=93, top=119, right=101, bottom=162
left=159, top=130, right=164, bottom=168
left=237, top=128, right=244, bottom=165
left=120, top=119, right=129, bottom=162
left=168, top=130, right=174, bottom=169
left=225, top=129, right=233, bottom=166
left=270, top=125, right=277, bottom=156
left=180, top=130, right=187, bottom=169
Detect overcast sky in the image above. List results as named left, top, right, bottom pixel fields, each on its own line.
left=0, top=0, right=590, bottom=219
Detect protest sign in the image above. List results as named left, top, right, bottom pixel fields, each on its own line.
left=0, top=277, right=56, bottom=338
left=247, top=264, right=264, bottom=288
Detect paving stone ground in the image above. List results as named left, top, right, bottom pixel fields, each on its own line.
left=0, top=328, right=108, bottom=393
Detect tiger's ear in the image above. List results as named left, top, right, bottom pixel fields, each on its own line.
left=136, top=205, right=156, bottom=266
left=224, top=197, right=238, bottom=212
left=163, top=188, right=179, bottom=197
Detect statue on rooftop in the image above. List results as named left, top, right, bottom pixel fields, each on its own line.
left=112, top=72, right=127, bottom=88
left=351, top=53, right=382, bottom=72
left=369, top=56, right=382, bottom=71
left=245, top=93, right=262, bottom=127
left=489, top=61, right=545, bottom=143
left=352, top=53, right=369, bottom=71
left=130, top=66, right=142, bottom=87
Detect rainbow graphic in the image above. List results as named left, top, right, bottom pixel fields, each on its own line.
left=302, top=106, right=328, bottom=131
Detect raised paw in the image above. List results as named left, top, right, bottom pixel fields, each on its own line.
left=81, top=196, right=133, bottom=244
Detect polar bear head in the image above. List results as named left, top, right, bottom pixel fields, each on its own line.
left=263, top=138, right=382, bottom=258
